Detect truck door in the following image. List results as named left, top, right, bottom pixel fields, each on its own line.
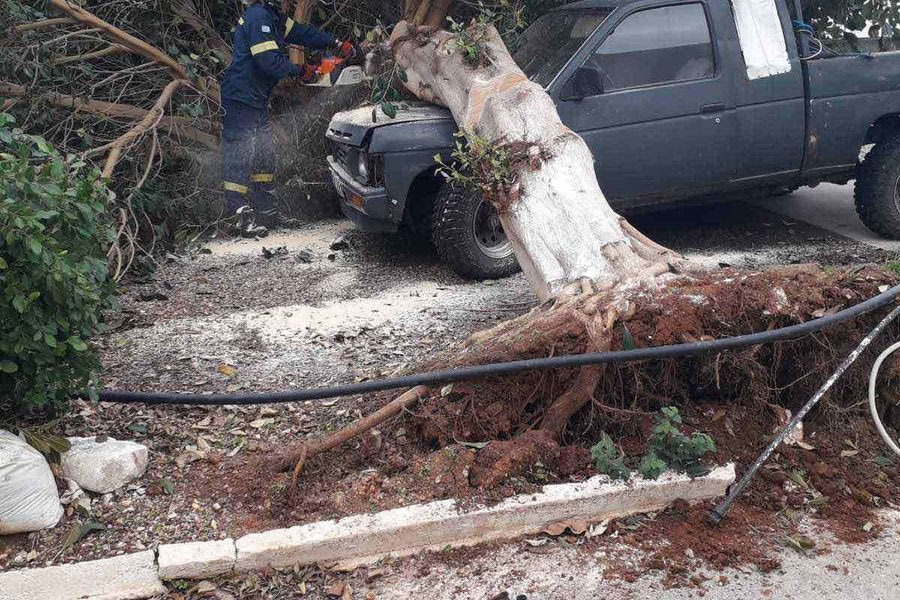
left=555, top=1, right=733, bottom=205
left=725, top=0, right=805, bottom=184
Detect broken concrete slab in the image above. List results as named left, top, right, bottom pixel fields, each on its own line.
left=235, top=464, right=735, bottom=572
left=0, top=550, right=164, bottom=600
left=59, top=436, right=149, bottom=493
left=157, top=539, right=236, bottom=580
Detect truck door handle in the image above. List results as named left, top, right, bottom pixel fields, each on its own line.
left=700, top=103, right=726, bottom=114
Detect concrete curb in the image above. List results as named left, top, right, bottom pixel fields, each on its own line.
left=0, top=550, right=164, bottom=600
left=235, top=464, right=736, bottom=571
left=157, top=539, right=236, bottom=580
left=0, top=464, right=734, bottom=599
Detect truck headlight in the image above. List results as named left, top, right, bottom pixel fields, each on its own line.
left=358, top=152, right=370, bottom=183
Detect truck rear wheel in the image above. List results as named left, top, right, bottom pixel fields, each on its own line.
left=431, top=186, right=520, bottom=280
left=855, top=136, right=900, bottom=239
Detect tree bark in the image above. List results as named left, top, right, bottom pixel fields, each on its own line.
left=391, top=22, right=680, bottom=300
left=289, top=0, right=312, bottom=65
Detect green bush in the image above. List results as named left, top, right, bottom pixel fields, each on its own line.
left=0, top=113, right=117, bottom=417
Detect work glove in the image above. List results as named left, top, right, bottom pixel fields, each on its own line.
left=299, top=64, right=318, bottom=85
left=335, top=40, right=363, bottom=65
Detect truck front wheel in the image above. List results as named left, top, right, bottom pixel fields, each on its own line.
left=431, top=186, right=520, bottom=280
left=855, top=136, right=900, bottom=239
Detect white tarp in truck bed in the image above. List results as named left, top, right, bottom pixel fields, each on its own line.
left=731, top=0, right=792, bottom=79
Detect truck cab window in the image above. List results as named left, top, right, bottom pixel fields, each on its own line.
left=513, top=9, right=611, bottom=87
left=586, top=3, right=714, bottom=93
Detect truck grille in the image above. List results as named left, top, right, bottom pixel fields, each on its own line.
left=332, top=142, right=351, bottom=170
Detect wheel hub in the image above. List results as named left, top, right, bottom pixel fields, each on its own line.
left=473, top=199, right=513, bottom=259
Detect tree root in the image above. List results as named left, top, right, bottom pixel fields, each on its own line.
left=281, top=385, right=430, bottom=490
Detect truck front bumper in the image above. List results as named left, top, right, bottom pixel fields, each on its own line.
left=326, top=155, right=399, bottom=233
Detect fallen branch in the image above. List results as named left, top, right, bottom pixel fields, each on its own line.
left=172, top=0, right=232, bottom=64
left=0, top=81, right=218, bottom=148
left=48, top=0, right=220, bottom=101
left=283, top=385, right=430, bottom=490
left=91, top=79, right=186, bottom=177
left=51, top=44, right=126, bottom=66
left=13, top=17, right=76, bottom=33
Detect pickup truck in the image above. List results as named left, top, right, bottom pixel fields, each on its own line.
left=326, top=0, right=900, bottom=279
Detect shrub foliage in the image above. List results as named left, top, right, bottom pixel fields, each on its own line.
left=0, top=113, right=117, bottom=417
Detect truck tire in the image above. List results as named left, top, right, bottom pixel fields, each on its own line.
left=431, top=186, right=520, bottom=280
left=855, top=135, right=900, bottom=239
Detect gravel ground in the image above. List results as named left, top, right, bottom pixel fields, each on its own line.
left=2, top=188, right=899, bottom=591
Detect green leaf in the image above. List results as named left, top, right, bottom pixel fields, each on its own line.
left=27, top=237, right=42, bottom=256
left=874, top=455, right=895, bottom=467
left=45, top=334, right=58, bottom=348
left=622, top=326, right=635, bottom=351
left=638, top=453, right=667, bottom=480
left=0, top=256, right=7, bottom=269
left=161, top=478, right=175, bottom=495
left=67, top=337, right=88, bottom=352
left=127, top=422, right=148, bottom=435
left=380, top=102, right=398, bottom=119
left=12, top=295, right=27, bottom=313
left=60, top=520, right=105, bottom=555
left=0, top=360, right=18, bottom=373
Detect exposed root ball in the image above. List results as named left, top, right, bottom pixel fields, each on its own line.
left=409, top=265, right=899, bottom=461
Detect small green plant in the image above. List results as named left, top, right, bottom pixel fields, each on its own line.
left=591, top=406, right=717, bottom=482
left=446, top=1, right=527, bottom=66
left=884, top=260, right=900, bottom=275
left=639, top=406, right=717, bottom=479
left=365, top=23, right=408, bottom=121
left=435, top=132, right=516, bottom=193
left=0, top=113, right=117, bottom=417
left=591, top=432, right=631, bottom=481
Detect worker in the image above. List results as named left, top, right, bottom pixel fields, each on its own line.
left=220, top=0, right=359, bottom=234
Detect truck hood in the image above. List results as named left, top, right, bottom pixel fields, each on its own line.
left=327, top=103, right=453, bottom=147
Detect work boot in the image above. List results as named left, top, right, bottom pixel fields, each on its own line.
left=251, top=189, right=283, bottom=230
left=233, top=205, right=268, bottom=238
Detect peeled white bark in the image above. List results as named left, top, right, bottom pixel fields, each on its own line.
left=392, top=22, right=676, bottom=300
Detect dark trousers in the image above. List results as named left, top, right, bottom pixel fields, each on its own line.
left=221, top=98, right=277, bottom=214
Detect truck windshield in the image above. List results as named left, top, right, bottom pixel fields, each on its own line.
left=514, top=9, right=612, bottom=87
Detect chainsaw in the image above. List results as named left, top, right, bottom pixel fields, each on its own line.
left=303, top=55, right=367, bottom=88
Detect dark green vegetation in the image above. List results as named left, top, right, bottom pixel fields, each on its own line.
left=0, top=113, right=117, bottom=417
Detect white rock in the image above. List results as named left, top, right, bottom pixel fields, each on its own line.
left=59, top=437, right=149, bottom=493
left=0, top=429, right=63, bottom=535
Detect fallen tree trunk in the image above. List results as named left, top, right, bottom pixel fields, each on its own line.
left=392, top=21, right=680, bottom=300
left=280, top=14, right=683, bottom=479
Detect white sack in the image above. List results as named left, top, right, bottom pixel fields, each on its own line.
left=731, top=0, right=792, bottom=80
left=0, top=429, right=63, bottom=535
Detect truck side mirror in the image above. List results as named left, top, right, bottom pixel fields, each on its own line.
left=562, top=66, right=604, bottom=101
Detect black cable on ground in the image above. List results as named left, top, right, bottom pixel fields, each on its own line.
left=98, top=284, right=900, bottom=406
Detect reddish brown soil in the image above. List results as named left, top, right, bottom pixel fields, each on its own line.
left=195, top=266, right=900, bottom=584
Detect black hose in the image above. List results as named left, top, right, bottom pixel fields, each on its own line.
left=98, top=283, right=900, bottom=406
